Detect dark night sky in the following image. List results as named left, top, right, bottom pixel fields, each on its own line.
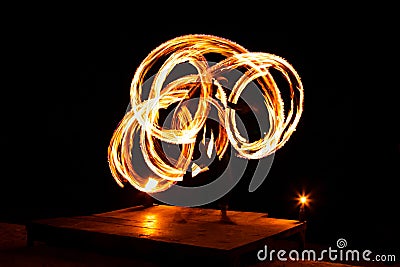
left=3, top=19, right=399, bottom=252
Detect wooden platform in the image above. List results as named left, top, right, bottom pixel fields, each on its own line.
left=26, top=204, right=306, bottom=266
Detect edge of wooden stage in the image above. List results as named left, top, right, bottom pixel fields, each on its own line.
left=26, top=204, right=306, bottom=266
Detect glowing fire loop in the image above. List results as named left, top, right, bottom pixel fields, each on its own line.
left=108, top=34, right=304, bottom=194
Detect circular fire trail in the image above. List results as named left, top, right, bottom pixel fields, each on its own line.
left=108, top=34, right=304, bottom=193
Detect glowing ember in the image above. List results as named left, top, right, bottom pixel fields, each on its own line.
left=108, top=34, right=304, bottom=193
left=297, top=193, right=311, bottom=208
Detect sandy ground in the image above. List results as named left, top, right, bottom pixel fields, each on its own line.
left=0, top=222, right=397, bottom=267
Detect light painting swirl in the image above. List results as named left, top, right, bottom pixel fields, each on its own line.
left=108, top=34, right=304, bottom=193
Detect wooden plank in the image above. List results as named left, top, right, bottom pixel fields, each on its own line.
left=30, top=204, right=304, bottom=251
left=26, top=204, right=306, bottom=266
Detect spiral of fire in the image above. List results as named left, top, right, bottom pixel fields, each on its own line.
left=108, top=34, right=304, bottom=193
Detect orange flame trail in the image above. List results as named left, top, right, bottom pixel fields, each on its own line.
left=108, top=34, right=304, bottom=193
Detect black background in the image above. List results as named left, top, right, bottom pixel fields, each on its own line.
left=3, top=18, right=399, bottom=252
